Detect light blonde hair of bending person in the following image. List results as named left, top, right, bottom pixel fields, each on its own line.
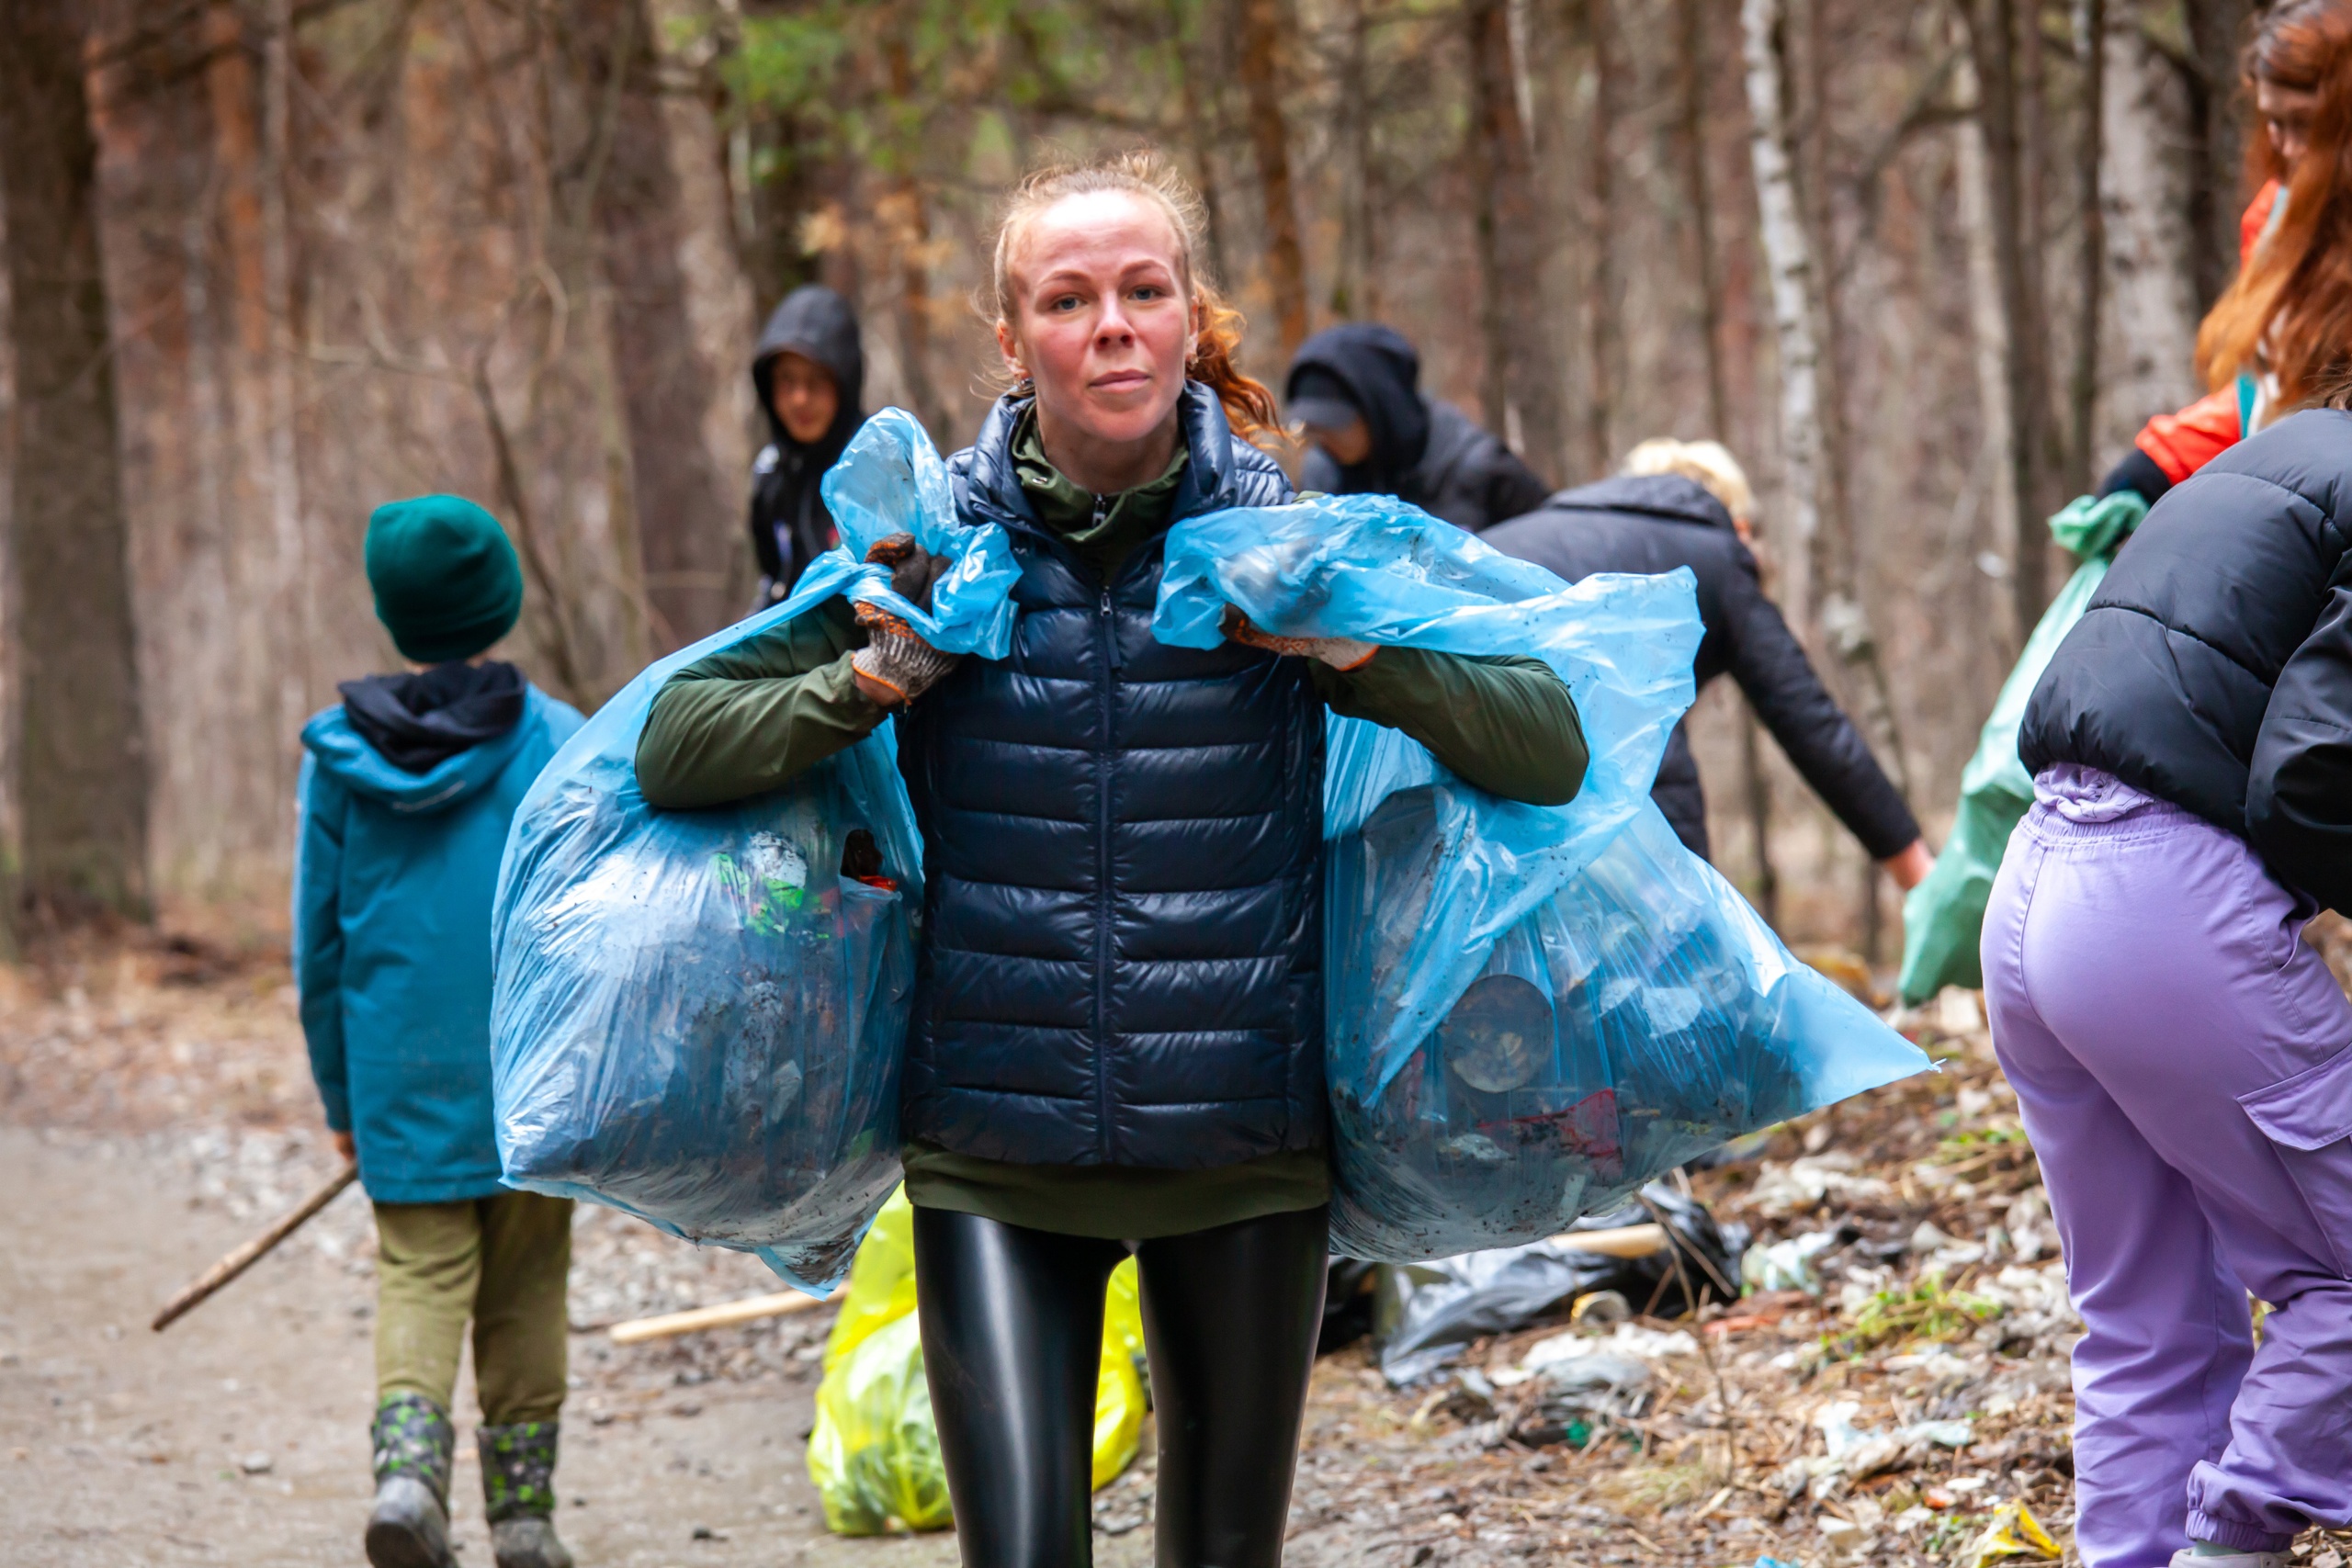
left=1622, top=437, right=1758, bottom=531
left=985, top=150, right=1283, bottom=446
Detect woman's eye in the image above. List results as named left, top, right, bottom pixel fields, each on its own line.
left=1049, top=295, right=1082, bottom=312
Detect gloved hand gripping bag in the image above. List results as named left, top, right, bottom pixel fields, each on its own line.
left=1159, top=496, right=1932, bottom=1262
left=490, top=410, right=1017, bottom=1294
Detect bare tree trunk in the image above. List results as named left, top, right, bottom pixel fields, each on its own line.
left=1235, top=0, right=1309, bottom=357
left=1954, top=45, right=2022, bottom=652
left=1683, top=0, right=1776, bottom=910
left=0, top=0, right=150, bottom=919
left=261, top=0, right=310, bottom=728
left=2099, top=0, right=2199, bottom=434
left=1170, top=0, right=1233, bottom=292
left=1679, top=0, right=1731, bottom=440
left=1330, top=0, right=1375, bottom=319
left=1739, top=0, right=1822, bottom=635
left=586, top=0, right=756, bottom=652
left=2069, top=0, right=2106, bottom=495
left=2182, top=0, right=2250, bottom=308
left=881, top=36, right=952, bottom=445
left=1466, top=0, right=1563, bottom=481
left=1584, top=0, right=1616, bottom=478
left=1966, top=0, right=2063, bottom=629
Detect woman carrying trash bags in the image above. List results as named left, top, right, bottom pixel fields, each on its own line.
left=1900, top=0, right=2352, bottom=1003
left=633, top=151, right=1589, bottom=1568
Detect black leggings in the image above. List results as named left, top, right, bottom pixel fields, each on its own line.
left=911, top=1203, right=1330, bottom=1568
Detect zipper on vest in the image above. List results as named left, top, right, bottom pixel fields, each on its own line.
left=1093, top=549, right=1116, bottom=1162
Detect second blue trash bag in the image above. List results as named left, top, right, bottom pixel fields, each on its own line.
left=1159, top=497, right=1931, bottom=1262
left=490, top=411, right=1019, bottom=1293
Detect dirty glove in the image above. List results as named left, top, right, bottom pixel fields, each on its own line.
left=850, top=534, right=960, bottom=707
left=1221, top=604, right=1376, bottom=671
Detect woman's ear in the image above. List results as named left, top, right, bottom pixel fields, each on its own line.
left=994, top=316, right=1025, bottom=383
left=1182, top=290, right=1204, bottom=368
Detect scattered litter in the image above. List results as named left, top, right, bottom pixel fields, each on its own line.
left=1956, top=1503, right=2063, bottom=1568
left=1373, top=1185, right=1744, bottom=1383
left=1747, top=1155, right=1894, bottom=1218
left=1742, top=1230, right=1840, bottom=1293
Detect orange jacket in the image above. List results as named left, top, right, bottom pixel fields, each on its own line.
left=2127, top=180, right=2282, bottom=488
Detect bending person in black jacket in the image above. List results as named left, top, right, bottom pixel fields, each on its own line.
left=748, top=285, right=865, bottom=607
left=1284, top=322, right=1552, bottom=533
left=1984, top=406, right=2352, bottom=1568
left=1483, top=438, right=1930, bottom=888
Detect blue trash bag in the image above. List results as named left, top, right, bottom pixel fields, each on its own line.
left=491, top=410, right=1019, bottom=1293
left=1159, top=496, right=1932, bottom=1262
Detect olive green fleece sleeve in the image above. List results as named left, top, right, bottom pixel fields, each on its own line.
left=634, top=597, right=886, bottom=810
left=1311, top=649, right=1588, bottom=807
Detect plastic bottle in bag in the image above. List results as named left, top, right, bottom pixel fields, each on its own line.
left=491, top=411, right=1018, bottom=1292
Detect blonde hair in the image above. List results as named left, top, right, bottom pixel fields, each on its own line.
left=987, top=149, right=1283, bottom=444
left=1623, top=437, right=1757, bottom=524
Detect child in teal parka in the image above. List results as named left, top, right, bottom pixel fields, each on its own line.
left=295, top=495, right=582, bottom=1568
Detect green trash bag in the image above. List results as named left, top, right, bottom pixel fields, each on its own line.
left=1897, top=491, right=2147, bottom=1003
left=805, top=1188, right=1148, bottom=1534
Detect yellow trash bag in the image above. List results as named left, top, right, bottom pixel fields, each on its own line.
left=806, top=1188, right=1148, bottom=1534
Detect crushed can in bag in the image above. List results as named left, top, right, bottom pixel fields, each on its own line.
left=491, top=411, right=1018, bottom=1293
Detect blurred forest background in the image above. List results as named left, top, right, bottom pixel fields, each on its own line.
left=0, top=0, right=2264, bottom=952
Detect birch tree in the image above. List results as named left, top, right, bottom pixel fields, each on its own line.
left=1739, top=0, right=1823, bottom=635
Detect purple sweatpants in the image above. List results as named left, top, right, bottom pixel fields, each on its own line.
left=1982, top=767, right=2352, bottom=1568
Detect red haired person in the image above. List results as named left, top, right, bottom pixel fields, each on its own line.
left=634, top=152, right=1588, bottom=1568
left=2107, top=0, right=2350, bottom=501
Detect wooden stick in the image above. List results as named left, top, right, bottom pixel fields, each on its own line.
left=608, top=1285, right=844, bottom=1346
left=152, top=1164, right=358, bottom=1332
left=1546, top=1222, right=1668, bottom=1258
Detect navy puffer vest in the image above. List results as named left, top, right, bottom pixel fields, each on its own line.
left=896, top=385, right=1324, bottom=1168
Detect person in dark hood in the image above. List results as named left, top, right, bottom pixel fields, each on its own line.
left=750, top=285, right=866, bottom=606
left=1482, top=438, right=1932, bottom=891
left=1284, top=322, right=1552, bottom=533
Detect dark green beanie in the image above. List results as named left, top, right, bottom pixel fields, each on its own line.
left=364, top=495, right=525, bottom=663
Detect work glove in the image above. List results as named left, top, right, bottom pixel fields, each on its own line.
left=1221, top=604, right=1377, bottom=671
left=850, top=534, right=960, bottom=707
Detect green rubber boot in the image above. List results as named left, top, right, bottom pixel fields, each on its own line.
left=366, top=1393, right=457, bottom=1568
left=481, top=1420, right=573, bottom=1568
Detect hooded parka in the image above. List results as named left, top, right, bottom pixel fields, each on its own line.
left=295, top=672, right=582, bottom=1202
left=750, top=286, right=866, bottom=604
left=890, top=384, right=1325, bottom=1168
left=1482, top=473, right=1920, bottom=863
left=1286, top=323, right=1551, bottom=534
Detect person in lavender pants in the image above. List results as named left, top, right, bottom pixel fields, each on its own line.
left=1984, top=406, right=2352, bottom=1568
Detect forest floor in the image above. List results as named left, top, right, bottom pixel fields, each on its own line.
left=4, top=925, right=2346, bottom=1568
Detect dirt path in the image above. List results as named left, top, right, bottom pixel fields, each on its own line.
left=0, top=1125, right=966, bottom=1568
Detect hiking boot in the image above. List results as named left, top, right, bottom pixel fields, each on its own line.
left=367, top=1393, right=456, bottom=1568
left=481, top=1420, right=571, bottom=1568
left=2167, top=1551, right=2295, bottom=1568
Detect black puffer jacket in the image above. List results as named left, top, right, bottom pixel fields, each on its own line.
left=1481, top=474, right=1919, bottom=862
left=749, top=286, right=865, bottom=604
left=2021, top=408, right=2352, bottom=911
left=897, top=384, right=1321, bottom=1168
left=1288, top=323, right=1551, bottom=534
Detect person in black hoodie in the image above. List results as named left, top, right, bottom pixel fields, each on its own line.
left=1284, top=322, right=1551, bottom=533
left=749, top=285, right=866, bottom=607
left=1481, top=438, right=1931, bottom=888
